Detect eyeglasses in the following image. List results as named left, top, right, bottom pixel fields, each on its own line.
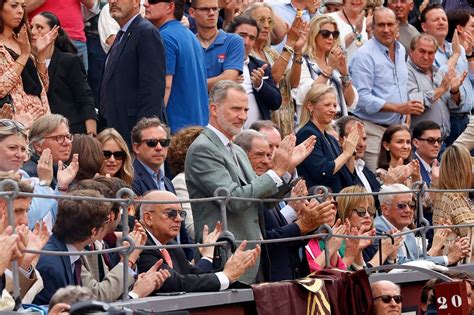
left=318, top=29, right=340, bottom=39
left=139, top=138, right=171, bottom=148
left=43, top=133, right=74, bottom=144
left=395, top=201, right=416, bottom=211
left=194, top=6, right=220, bottom=13
left=256, top=16, right=275, bottom=27
left=373, top=295, right=402, bottom=304
left=417, top=137, right=442, bottom=145
left=148, top=0, right=171, bottom=3
left=103, top=150, right=126, bottom=160
left=352, top=207, right=376, bottom=218
left=388, top=0, right=410, bottom=4
left=163, top=209, right=187, bottom=220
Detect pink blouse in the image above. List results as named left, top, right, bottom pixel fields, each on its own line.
left=0, top=45, right=50, bottom=120
left=306, top=239, right=347, bottom=272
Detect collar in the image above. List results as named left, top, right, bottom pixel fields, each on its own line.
left=244, top=57, right=250, bottom=66
left=373, top=37, right=401, bottom=54
left=380, top=215, right=409, bottom=232
left=137, top=159, right=163, bottom=180
left=159, top=19, right=179, bottom=31
left=145, top=227, right=163, bottom=246
left=415, top=152, right=432, bottom=172
left=120, top=13, right=140, bottom=33
left=408, top=57, right=437, bottom=74
left=355, top=158, right=365, bottom=169
left=437, top=40, right=452, bottom=55
left=207, top=124, right=231, bottom=148
left=66, top=243, right=81, bottom=265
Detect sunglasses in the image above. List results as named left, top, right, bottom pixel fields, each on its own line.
left=0, top=119, right=25, bottom=130
left=417, top=137, right=442, bottom=145
left=373, top=295, right=402, bottom=304
left=148, top=0, right=172, bottom=3
left=103, top=150, right=126, bottom=160
left=139, top=138, right=171, bottom=148
left=319, top=29, right=340, bottom=39
left=395, top=201, right=416, bottom=211
left=352, top=207, right=376, bottom=218
left=163, top=209, right=187, bottom=220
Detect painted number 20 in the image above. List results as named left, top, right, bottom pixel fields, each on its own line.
left=437, top=295, right=463, bottom=309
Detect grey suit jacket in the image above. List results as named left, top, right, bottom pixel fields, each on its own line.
left=185, top=127, right=282, bottom=284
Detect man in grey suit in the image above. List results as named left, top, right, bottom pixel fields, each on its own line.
left=185, top=80, right=315, bottom=284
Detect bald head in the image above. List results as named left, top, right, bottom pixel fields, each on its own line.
left=372, top=281, right=402, bottom=315
left=139, top=190, right=184, bottom=244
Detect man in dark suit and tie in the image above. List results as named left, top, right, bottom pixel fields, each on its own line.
left=335, top=117, right=381, bottom=197
left=131, top=117, right=193, bottom=260
left=226, top=15, right=282, bottom=128
left=99, top=0, right=166, bottom=144
left=234, top=130, right=336, bottom=281
left=137, top=190, right=261, bottom=292
left=185, top=80, right=315, bottom=283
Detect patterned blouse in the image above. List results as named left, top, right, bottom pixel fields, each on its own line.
left=433, top=192, right=474, bottom=238
left=0, top=45, right=50, bottom=119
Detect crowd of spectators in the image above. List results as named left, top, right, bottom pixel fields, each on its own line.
left=0, top=0, right=473, bottom=312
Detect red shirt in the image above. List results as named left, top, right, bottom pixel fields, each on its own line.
left=30, top=0, right=86, bottom=42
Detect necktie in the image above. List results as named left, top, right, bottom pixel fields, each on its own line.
left=161, top=249, right=173, bottom=268
left=74, top=259, right=82, bottom=285
left=103, top=30, right=125, bottom=78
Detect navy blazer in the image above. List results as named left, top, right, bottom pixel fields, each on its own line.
left=33, top=234, right=76, bottom=305
left=98, top=15, right=166, bottom=145
left=414, top=154, right=435, bottom=247
left=48, top=47, right=97, bottom=133
left=352, top=164, right=381, bottom=209
left=132, top=158, right=194, bottom=260
left=137, top=234, right=220, bottom=292
left=248, top=56, right=282, bottom=120
left=296, top=120, right=353, bottom=192
left=414, top=155, right=432, bottom=186
left=261, top=205, right=307, bottom=281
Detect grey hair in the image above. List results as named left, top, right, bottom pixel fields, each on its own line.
left=378, top=184, right=411, bottom=206
left=209, top=80, right=246, bottom=105
left=29, top=114, right=69, bottom=153
left=49, top=285, right=95, bottom=309
left=234, top=130, right=266, bottom=153
left=410, top=33, right=438, bottom=51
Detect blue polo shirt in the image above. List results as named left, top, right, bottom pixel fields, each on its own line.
left=160, top=19, right=209, bottom=133
left=203, top=29, right=244, bottom=79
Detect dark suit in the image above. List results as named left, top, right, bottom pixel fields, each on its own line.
left=296, top=120, right=353, bottom=193
left=132, top=158, right=194, bottom=260
left=47, top=48, right=97, bottom=134
left=352, top=163, right=381, bottom=209
left=33, top=234, right=75, bottom=305
left=98, top=15, right=166, bottom=144
left=261, top=205, right=307, bottom=281
left=247, top=56, right=282, bottom=120
left=137, top=235, right=220, bottom=292
left=414, top=154, right=434, bottom=247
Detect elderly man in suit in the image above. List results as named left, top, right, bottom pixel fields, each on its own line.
left=365, top=184, right=470, bottom=267
left=185, top=80, right=315, bottom=284
left=138, top=190, right=260, bottom=292
left=98, top=0, right=166, bottom=145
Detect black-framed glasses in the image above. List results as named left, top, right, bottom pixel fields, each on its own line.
left=373, top=295, right=402, bottom=304
left=395, top=201, right=416, bottom=211
left=43, top=133, right=73, bottom=144
left=103, top=150, right=126, bottom=160
left=352, top=207, right=376, bottom=218
left=163, top=209, right=187, bottom=220
left=194, top=6, right=220, bottom=13
left=319, top=29, right=340, bottom=39
left=139, top=138, right=171, bottom=148
left=417, top=137, right=442, bottom=145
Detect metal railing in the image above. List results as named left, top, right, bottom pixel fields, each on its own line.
left=1, top=180, right=473, bottom=305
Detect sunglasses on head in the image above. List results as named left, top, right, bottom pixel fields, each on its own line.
left=352, top=207, right=376, bottom=218
left=373, top=295, right=402, bottom=304
left=319, top=29, right=340, bottom=39
left=139, top=138, right=171, bottom=148
left=163, top=209, right=187, bottom=220
left=396, top=201, right=416, bottom=210
left=103, top=150, right=126, bottom=160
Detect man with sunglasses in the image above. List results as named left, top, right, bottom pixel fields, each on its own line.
left=371, top=280, right=402, bottom=315
left=369, top=184, right=469, bottom=267
left=138, top=190, right=261, bottom=292
left=144, top=0, right=209, bottom=134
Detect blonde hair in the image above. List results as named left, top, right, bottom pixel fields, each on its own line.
left=336, top=185, right=375, bottom=222
left=439, top=144, right=472, bottom=190
left=97, top=128, right=134, bottom=185
left=304, top=15, right=340, bottom=59
left=299, top=84, right=336, bottom=128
